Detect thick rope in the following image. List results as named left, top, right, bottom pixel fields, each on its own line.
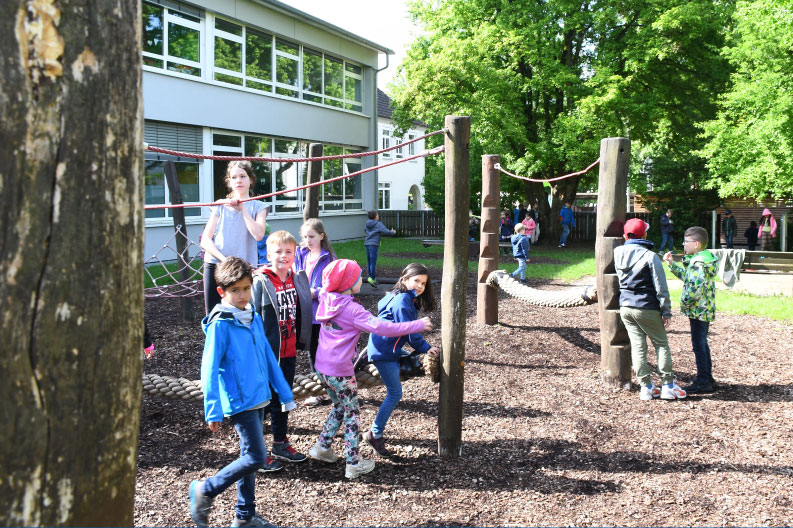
left=487, top=270, right=597, bottom=308
left=495, top=159, right=599, bottom=183
left=142, top=354, right=439, bottom=403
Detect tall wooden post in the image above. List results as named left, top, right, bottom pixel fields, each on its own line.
left=164, top=161, right=195, bottom=322
left=438, top=116, right=470, bottom=458
left=477, top=155, right=500, bottom=325
left=303, top=143, right=322, bottom=221
left=595, top=137, right=632, bottom=389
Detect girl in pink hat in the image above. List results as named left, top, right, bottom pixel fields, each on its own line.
left=758, top=208, right=777, bottom=251
left=308, top=259, right=433, bottom=479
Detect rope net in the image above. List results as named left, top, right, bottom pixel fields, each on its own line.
left=144, top=225, right=204, bottom=299
left=495, top=159, right=599, bottom=183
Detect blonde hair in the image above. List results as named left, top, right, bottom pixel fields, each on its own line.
left=514, top=223, right=526, bottom=234
left=266, top=230, right=297, bottom=250
left=225, top=160, right=255, bottom=198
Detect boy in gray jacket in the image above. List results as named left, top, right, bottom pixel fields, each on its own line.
left=364, top=210, right=396, bottom=286
left=614, top=219, right=686, bottom=401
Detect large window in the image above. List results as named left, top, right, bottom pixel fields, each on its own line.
left=144, top=161, right=201, bottom=219
left=142, top=2, right=203, bottom=77
left=381, top=129, right=392, bottom=157
left=378, top=182, right=391, bottom=210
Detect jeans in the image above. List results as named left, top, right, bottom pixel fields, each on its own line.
left=365, top=244, right=379, bottom=281
left=203, top=262, right=221, bottom=315
left=559, top=223, right=571, bottom=246
left=660, top=233, right=674, bottom=253
left=511, top=258, right=527, bottom=280
left=620, top=306, right=674, bottom=386
left=689, top=318, right=714, bottom=384
left=202, top=407, right=267, bottom=520
left=267, top=356, right=296, bottom=442
left=725, top=234, right=734, bottom=249
left=371, top=360, right=402, bottom=437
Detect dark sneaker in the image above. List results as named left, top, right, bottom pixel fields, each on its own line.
left=684, top=381, right=715, bottom=393
left=256, top=455, right=285, bottom=473
left=364, top=430, right=389, bottom=456
left=231, top=514, right=277, bottom=527
left=189, top=480, right=213, bottom=527
left=271, top=441, right=307, bottom=463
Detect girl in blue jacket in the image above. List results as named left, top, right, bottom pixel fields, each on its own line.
left=364, top=263, right=439, bottom=455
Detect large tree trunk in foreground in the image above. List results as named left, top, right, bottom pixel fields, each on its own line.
left=0, top=1, right=143, bottom=525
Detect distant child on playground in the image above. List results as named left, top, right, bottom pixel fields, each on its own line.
left=364, top=263, right=439, bottom=456
left=364, top=210, right=396, bottom=286
left=190, top=257, right=295, bottom=528
left=511, top=223, right=531, bottom=282
left=251, top=230, right=313, bottom=468
left=744, top=221, right=759, bottom=251
left=308, top=259, right=433, bottom=479
left=664, top=226, right=718, bottom=393
left=499, top=210, right=513, bottom=254
left=615, top=219, right=686, bottom=401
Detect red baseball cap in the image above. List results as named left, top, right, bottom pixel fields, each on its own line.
left=624, top=218, right=649, bottom=238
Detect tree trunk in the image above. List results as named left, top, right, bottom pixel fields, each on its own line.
left=0, top=1, right=143, bottom=526
left=546, top=176, right=581, bottom=244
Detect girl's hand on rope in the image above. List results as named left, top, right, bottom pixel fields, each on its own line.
left=420, top=317, right=434, bottom=332
left=222, top=198, right=243, bottom=211
left=208, top=421, right=220, bottom=433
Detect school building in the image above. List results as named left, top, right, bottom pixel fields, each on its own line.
left=141, top=0, right=394, bottom=259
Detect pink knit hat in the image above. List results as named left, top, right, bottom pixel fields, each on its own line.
left=321, top=259, right=362, bottom=293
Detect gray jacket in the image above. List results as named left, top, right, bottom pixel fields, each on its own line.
left=614, top=239, right=672, bottom=318
left=364, top=219, right=395, bottom=246
left=251, top=269, right=312, bottom=359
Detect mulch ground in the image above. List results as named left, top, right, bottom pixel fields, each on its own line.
left=137, top=263, right=793, bottom=527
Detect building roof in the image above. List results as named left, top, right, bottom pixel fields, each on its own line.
left=377, top=89, right=426, bottom=127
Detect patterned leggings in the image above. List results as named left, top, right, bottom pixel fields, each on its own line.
left=316, top=373, right=360, bottom=465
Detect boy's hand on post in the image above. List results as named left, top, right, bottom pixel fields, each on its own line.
left=208, top=422, right=220, bottom=433
left=420, top=317, right=434, bottom=332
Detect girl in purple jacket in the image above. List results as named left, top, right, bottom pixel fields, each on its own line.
left=307, top=259, right=432, bottom=479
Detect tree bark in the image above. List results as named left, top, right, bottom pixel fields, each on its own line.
left=0, top=1, right=143, bottom=525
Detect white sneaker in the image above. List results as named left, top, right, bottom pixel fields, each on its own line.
left=345, top=458, right=375, bottom=479
left=308, top=442, right=338, bottom=463
left=660, top=383, right=687, bottom=400
left=639, top=384, right=660, bottom=401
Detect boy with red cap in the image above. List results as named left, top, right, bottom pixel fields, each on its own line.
left=614, top=218, right=686, bottom=401
left=308, top=259, right=433, bottom=479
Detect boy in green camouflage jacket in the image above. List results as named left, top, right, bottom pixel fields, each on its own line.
left=662, top=226, right=717, bottom=393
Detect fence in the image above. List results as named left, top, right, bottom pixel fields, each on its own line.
left=378, top=209, right=444, bottom=237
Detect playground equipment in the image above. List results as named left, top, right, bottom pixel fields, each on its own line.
left=486, top=270, right=597, bottom=308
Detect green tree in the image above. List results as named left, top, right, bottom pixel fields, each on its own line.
left=700, top=0, right=793, bottom=200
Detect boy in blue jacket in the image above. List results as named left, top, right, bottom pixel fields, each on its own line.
left=510, top=223, right=531, bottom=281
left=189, top=257, right=296, bottom=528
left=558, top=202, right=576, bottom=248
left=364, top=210, right=396, bottom=286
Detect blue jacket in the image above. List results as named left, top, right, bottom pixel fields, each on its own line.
left=613, top=239, right=672, bottom=318
left=294, top=246, right=334, bottom=323
left=200, top=305, right=294, bottom=424
left=560, top=206, right=576, bottom=227
left=511, top=233, right=530, bottom=259
left=660, top=214, right=674, bottom=235
left=499, top=217, right=513, bottom=239
left=364, top=219, right=395, bottom=246
left=367, top=290, right=431, bottom=362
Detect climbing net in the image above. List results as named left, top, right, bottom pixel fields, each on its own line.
left=144, top=225, right=204, bottom=298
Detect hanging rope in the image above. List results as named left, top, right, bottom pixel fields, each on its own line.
left=495, top=159, right=599, bottom=183
left=487, top=270, right=597, bottom=308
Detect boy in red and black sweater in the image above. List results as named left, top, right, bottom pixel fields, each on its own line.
left=252, top=230, right=313, bottom=469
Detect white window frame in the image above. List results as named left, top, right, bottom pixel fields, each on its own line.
left=381, top=128, right=392, bottom=156
left=408, top=133, right=416, bottom=156
left=211, top=16, right=244, bottom=86
left=142, top=3, right=205, bottom=79
left=378, top=181, right=391, bottom=210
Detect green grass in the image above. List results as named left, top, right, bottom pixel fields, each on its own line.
left=144, top=261, right=203, bottom=289
left=669, top=287, right=793, bottom=321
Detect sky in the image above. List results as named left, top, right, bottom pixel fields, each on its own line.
left=277, top=0, right=418, bottom=92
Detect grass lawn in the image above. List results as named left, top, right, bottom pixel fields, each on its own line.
left=144, top=261, right=202, bottom=289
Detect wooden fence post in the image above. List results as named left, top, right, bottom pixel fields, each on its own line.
left=304, top=143, right=322, bottom=221
left=477, top=155, right=500, bottom=325
left=595, top=137, right=632, bottom=389
left=438, top=115, right=470, bottom=459
left=164, top=161, right=194, bottom=322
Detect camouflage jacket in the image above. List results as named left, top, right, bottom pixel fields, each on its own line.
left=669, top=250, right=717, bottom=322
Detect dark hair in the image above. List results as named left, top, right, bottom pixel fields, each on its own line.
left=749, top=220, right=758, bottom=228
left=214, top=257, right=253, bottom=289
left=367, top=210, right=378, bottom=220
left=684, top=226, right=708, bottom=245
left=626, top=233, right=641, bottom=239
left=393, top=263, right=436, bottom=312
left=300, top=218, right=335, bottom=258
left=225, top=160, right=255, bottom=199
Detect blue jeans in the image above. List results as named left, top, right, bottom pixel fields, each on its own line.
left=511, top=258, right=527, bottom=280
left=371, top=360, right=402, bottom=437
left=365, top=244, right=379, bottom=281
left=689, top=318, right=714, bottom=383
left=202, top=407, right=267, bottom=520
left=725, top=234, right=734, bottom=249
left=559, top=223, right=571, bottom=246
left=267, top=356, right=295, bottom=442
left=660, top=233, right=674, bottom=252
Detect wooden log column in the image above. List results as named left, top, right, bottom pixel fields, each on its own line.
left=164, top=161, right=195, bottom=322
left=303, top=143, right=323, bottom=221
left=477, top=155, right=500, bottom=325
left=595, top=137, right=632, bottom=389
left=438, top=115, right=470, bottom=459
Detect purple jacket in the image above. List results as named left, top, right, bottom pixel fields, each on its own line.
left=294, top=246, right=334, bottom=323
left=314, top=291, right=425, bottom=377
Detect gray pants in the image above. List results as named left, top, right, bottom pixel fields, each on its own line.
left=619, top=306, right=674, bottom=386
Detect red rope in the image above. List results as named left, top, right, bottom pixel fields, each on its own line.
left=495, top=159, right=599, bottom=183
left=145, top=146, right=445, bottom=210
left=146, top=128, right=445, bottom=162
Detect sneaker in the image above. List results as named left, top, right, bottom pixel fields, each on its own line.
left=684, top=380, right=715, bottom=393
left=367, top=277, right=377, bottom=287
left=308, top=442, right=338, bottom=463
left=345, top=458, right=375, bottom=479
left=189, top=480, right=213, bottom=528
left=271, top=440, right=307, bottom=463
left=256, top=456, right=284, bottom=473
left=364, top=430, right=389, bottom=456
left=639, top=384, right=661, bottom=401
left=231, top=515, right=277, bottom=527
left=660, top=383, right=687, bottom=400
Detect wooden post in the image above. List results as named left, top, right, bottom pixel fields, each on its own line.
left=164, top=161, right=195, bottom=322
left=438, top=116, right=470, bottom=459
left=595, top=137, right=632, bottom=389
left=477, top=155, right=500, bottom=325
left=303, top=143, right=322, bottom=221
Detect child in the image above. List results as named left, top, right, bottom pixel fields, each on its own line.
left=521, top=214, right=536, bottom=240
left=744, top=221, right=759, bottom=251
left=251, top=231, right=313, bottom=467
left=364, top=263, right=439, bottom=455
left=308, top=259, right=433, bottom=478
left=758, top=208, right=777, bottom=251
left=364, top=210, right=396, bottom=286
left=189, top=257, right=295, bottom=528
left=615, top=219, right=686, bottom=401
left=499, top=210, right=513, bottom=255
left=256, top=223, right=272, bottom=267
left=664, top=226, right=718, bottom=393
left=511, top=223, right=531, bottom=282
left=558, top=201, right=575, bottom=248
left=201, top=161, right=268, bottom=314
